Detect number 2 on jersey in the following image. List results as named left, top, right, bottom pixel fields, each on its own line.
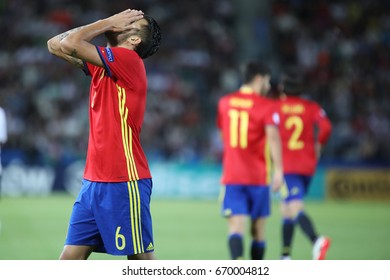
left=228, top=109, right=249, bottom=149
left=285, top=115, right=304, bottom=150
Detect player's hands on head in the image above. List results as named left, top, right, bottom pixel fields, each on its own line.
left=107, top=9, right=144, bottom=33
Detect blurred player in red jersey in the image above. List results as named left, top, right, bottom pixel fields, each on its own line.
left=217, top=62, right=283, bottom=260
left=47, top=9, right=161, bottom=260
left=275, top=69, right=332, bottom=260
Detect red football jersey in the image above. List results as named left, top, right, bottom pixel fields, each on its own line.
left=83, top=46, right=151, bottom=182
left=276, top=96, right=332, bottom=175
left=217, top=88, right=279, bottom=185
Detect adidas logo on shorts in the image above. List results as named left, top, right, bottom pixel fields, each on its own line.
left=146, top=242, right=154, bottom=251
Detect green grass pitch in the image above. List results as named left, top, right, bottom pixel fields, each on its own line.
left=0, top=194, right=389, bottom=260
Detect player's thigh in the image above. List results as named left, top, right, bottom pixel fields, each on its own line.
left=221, top=185, right=249, bottom=217
left=247, top=186, right=270, bottom=220
left=65, top=180, right=103, bottom=248
left=284, top=199, right=305, bottom=218
left=128, top=252, right=156, bottom=260
left=59, top=245, right=95, bottom=260
left=282, top=174, right=310, bottom=217
left=94, top=179, right=154, bottom=256
left=227, top=215, right=247, bottom=235
left=282, top=174, right=307, bottom=202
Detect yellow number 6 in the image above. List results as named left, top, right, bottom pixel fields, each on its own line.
left=115, top=226, right=126, bottom=250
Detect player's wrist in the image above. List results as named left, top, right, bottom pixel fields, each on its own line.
left=97, top=18, right=114, bottom=32
left=273, top=168, right=283, bottom=176
left=85, top=18, right=110, bottom=34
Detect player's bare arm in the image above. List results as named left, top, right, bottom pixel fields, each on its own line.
left=266, top=125, right=284, bottom=192
left=315, top=142, right=322, bottom=160
left=47, top=9, right=144, bottom=67
left=47, top=26, right=85, bottom=68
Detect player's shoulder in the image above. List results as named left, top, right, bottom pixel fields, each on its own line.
left=286, top=96, right=320, bottom=109
left=299, top=98, right=329, bottom=119
left=304, top=99, right=324, bottom=112
left=252, top=96, right=279, bottom=115
left=303, top=97, right=319, bottom=106
left=219, top=91, right=240, bottom=103
left=104, top=46, right=140, bottom=61
left=107, top=46, right=136, bottom=54
left=253, top=94, right=273, bottom=103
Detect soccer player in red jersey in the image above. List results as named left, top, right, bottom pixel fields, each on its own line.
left=275, top=70, right=332, bottom=260
left=217, top=62, right=284, bottom=260
left=47, top=9, right=161, bottom=260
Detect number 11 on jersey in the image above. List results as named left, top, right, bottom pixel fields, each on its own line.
left=228, top=109, right=249, bottom=149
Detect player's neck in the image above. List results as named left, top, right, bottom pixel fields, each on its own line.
left=240, top=85, right=258, bottom=95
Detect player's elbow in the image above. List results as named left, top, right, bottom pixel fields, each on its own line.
left=59, top=37, right=75, bottom=56
left=47, top=37, right=60, bottom=55
left=266, top=125, right=281, bottom=142
left=322, top=122, right=333, bottom=141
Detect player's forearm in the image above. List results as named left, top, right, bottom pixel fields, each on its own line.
left=267, top=126, right=283, bottom=174
left=315, top=142, right=322, bottom=160
left=47, top=26, right=87, bottom=68
left=47, top=26, right=84, bottom=55
left=270, top=145, right=283, bottom=174
left=59, top=19, right=111, bottom=57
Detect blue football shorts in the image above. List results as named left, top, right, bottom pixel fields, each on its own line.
left=65, top=178, right=154, bottom=256
left=221, top=184, right=271, bottom=220
left=280, top=174, right=312, bottom=202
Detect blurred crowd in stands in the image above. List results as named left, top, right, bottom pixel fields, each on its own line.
left=0, top=0, right=389, bottom=165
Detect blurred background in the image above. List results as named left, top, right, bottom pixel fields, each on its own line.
left=1, top=0, right=389, bottom=198
left=0, top=0, right=389, bottom=260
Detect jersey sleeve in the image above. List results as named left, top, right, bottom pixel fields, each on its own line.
left=264, top=101, right=280, bottom=127
left=313, top=103, right=332, bottom=144
left=96, top=46, right=141, bottom=80
left=216, top=99, right=223, bottom=130
left=83, top=60, right=94, bottom=76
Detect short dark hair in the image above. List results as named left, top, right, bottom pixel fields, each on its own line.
left=241, top=61, right=270, bottom=84
left=280, top=67, right=303, bottom=96
left=135, top=15, right=162, bottom=59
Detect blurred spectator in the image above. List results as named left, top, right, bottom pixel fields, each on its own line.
left=0, top=105, right=7, bottom=195
left=269, top=0, right=390, bottom=163
left=0, top=0, right=389, bottom=165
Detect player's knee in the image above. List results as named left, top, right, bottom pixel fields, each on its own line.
left=127, top=252, right=155, bottom=260
left=59, top=245, right=91, bottom=260
left=251, top=225, right=265, bottom=240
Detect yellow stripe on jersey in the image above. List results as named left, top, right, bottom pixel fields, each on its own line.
left=118, top=85, right=132, bottom=179
left=265, top=140, right=272, bottom=185
left=117, top=85, right=139, bottom=181
left=127, top=123, right=139, bottom=180
left=124, top=113, right=137, bottom=180
left=127, top=181, right=144, bottom=254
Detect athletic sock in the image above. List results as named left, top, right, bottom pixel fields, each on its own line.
left=296, top=211, right=318, bottom=243
left=228, top=234, right=244, bottom=259
left=282, top=218, right=295, bottom=257
left=251, top=240, right=266, bottom=260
